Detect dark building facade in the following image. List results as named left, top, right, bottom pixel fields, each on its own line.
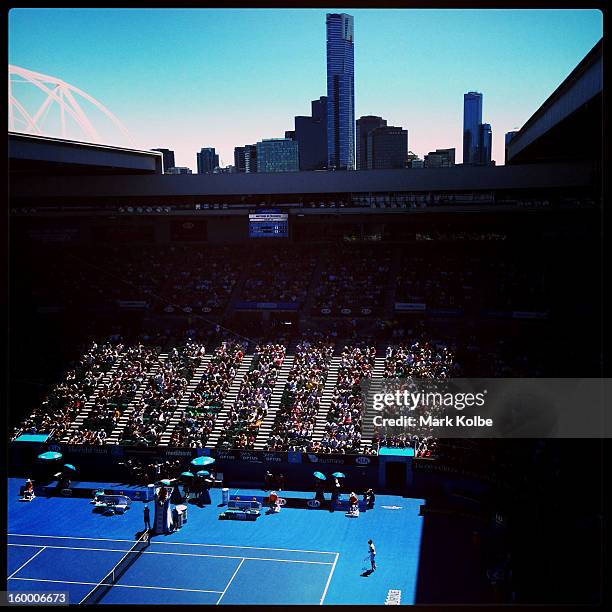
left=234, top=144, right=258, bottom=174
left=366, top=126, right=408, bottom=169
left=151, top=148, right=175, bottom=174
left=326, top=13, right=355, bottom=170
left=479, top=123, right=493, bottom=165
left=463, top=91, right=483, bottom=165
left=505, top=130, right=519, bottom=164
left=356, top=115, right=387, bottom=170
left=196, top=148, right=219, bottom=174
left=294, top=97, right=328, bottom=171
left=234, top=146, right=246, bottom=173
left=424, top=148, right=455, bottom=168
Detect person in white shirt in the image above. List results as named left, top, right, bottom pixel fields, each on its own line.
left=368, top=540, right=376, bottom=571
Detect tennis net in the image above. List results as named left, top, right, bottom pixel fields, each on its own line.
left=79, top=530, right=150, bottom=605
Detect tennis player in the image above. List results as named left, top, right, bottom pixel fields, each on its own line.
left=368, top=539, right=377, bottom=571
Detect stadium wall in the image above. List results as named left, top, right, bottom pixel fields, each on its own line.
left=9, top=440, right=509, bottom=499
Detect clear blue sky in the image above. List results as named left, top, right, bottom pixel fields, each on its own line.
left=9, top=8, right=603, bottom=168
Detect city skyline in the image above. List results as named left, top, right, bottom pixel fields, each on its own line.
left=8, top=8, right=603, bottom=168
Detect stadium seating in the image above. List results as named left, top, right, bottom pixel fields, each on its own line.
left=216, top=343, right=286, bottom=450
left=265, top=340, right=334, bottom=452
left=169, top=342, right=245, bottom=448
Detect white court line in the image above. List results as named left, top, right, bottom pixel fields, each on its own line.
left=9, top=577, right=222, bottom=594
left=7, top=546, right=47, bottom=580
left=319, top=552, right=339, bottom=605
left=8, top=533, right=337, bottom=555
left=7, top=543, right=334, bottom=565
left=216, top=557, right=244, bottom=605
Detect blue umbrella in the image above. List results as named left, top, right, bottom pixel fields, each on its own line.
left=196, top=470, right=210, bottom=477
left=191, top=456, right=215, bottom=467
left=159, top=479, right=172, bottom=486
left=37, top=452, right=62, bottom=461
left=63, top=464, right=77, bottom=472
left=332, top=472, right=346, bottom=479
left=180, top=471, right=195, bottom=478
left=313, top=471, right=326, bottom=480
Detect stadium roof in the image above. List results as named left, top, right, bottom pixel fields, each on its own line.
left=507, top=39, right=602, bottom=164
left=10, top=159, right=596, bottom=203
left=8, top=132, right=163, bottom=175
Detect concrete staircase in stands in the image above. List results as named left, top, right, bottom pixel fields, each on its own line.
left=360, top=356, right=386, bottom=448
left=61, top=355, right=125, bottom=443
left=204, top=354, right=254, bottom=449
left=157, top=353, right=212, bottom=447
left=252, top=355, right=295, bottom=450
left=104, top=353, right=170, bottom=445
left=309, top=356, right=342, bottom=444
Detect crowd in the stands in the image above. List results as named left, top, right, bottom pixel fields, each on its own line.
left=242, top=249, right=317, bottom=305
left=169, top=341, right=245, bottom=448
left=266, top=340, right=334, bottom=452
left=24, top=245, right=241, bottom=315
left=316, top=345, right=376, bottom=454
left=370, top=341, right=456, bottom=455
left=11, top=334, right=539, bottom=460
left=312, top=249, right=391, bottom=316
left=217, top=343, right=286, bottom=450
left=116, top=342, right=206, bottom=446
left=20, top=244, right=551, bottom=325
left=395, top=254, right=475, bottom=309
left=11, top=341, right=123, bottom=442
left=65, top=344, right=159, bottom=445
left=154, top=246, right=239, bottom=315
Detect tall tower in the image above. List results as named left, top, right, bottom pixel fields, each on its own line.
left=463, top=91, right=483, bottom=165
left=326, top=13, right=355, bottom=170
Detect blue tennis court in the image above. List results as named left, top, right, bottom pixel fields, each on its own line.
left=7, top=478, right=424, bottom=605
left=8, top=535, right=337, bottom=604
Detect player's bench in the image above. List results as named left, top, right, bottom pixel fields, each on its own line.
left=91, top=494, right=132, bottom=514
left=219, top=499, right=262, bottom=521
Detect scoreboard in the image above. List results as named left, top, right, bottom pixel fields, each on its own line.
left=248, top=210, right=289, bottom=238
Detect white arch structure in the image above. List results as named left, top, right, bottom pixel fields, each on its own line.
left=8, top=65, right=132, bottom=145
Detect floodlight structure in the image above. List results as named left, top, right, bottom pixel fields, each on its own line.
left=8, top=65, right=133, bottom=145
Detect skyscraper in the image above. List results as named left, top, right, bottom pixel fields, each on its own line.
left=463, top=91, right=483, bottom=165
left=196, top=147, right=219, bottom=174
left=356, top=115, right=387, bottom=170
left=479, top=123, right=493, bottom=165
left=256, top=138, right=299, bottom=173
left=366, top=126, right=408, bottom=169
left=234, top=146, right=246, bottom=173
left=234, top=144, right=258, bottom=173
left=293, top=97, right=328, bottom=171
left=326, top=13, right=355, bottom=170
left=151, top=148, right=175, bottom=173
